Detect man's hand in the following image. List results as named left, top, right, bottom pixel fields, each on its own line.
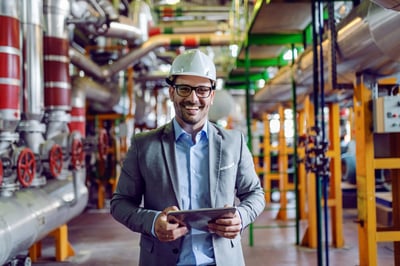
left=155, top=206, right=188, bottom=242
left=208, top=209, right=242, bottom=239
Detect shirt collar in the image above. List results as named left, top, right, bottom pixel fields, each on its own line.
left=173, top=118, right=208, bottom=141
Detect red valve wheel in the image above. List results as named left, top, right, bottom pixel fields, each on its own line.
left=71, top=139, right=84, bottom=170
left=49, top=144, right=63, bottom=177
left=98, top=129, right=109, bottom=161
left=17, top=148, right=36, bottom=187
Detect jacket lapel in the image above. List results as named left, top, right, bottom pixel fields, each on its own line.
left=208, top=123, right=222, bottom=208
left=161, top=122, right=182, bottom=209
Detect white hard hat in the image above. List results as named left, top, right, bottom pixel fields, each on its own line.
left=167, top=49, right=216, bottom=83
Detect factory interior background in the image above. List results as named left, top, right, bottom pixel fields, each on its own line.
left=0, top=0, right=399, bottom=265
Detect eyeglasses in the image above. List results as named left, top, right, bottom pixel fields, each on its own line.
left=173, top=84, right=212, bottom=98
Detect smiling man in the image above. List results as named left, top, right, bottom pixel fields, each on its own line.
left=110, top=49, right=265, bottom=266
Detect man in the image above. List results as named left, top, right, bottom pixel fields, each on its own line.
left=110, top=49, right=265, bottom=266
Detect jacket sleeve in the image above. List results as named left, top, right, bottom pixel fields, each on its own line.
left=110, top=135, right=158, bottom=236
left=235, top=132, right=266, bottom=229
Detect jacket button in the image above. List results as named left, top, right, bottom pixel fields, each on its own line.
left=172, top=248, right=179, bottom=254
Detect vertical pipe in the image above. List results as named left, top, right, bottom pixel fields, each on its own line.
left=245, top=45, right=254, bottom=246
left=311, top=1, right=323, bottom=265
left=43, top=0, right=71, bottom=112
left=316, top=2, right=329, bottom=266
left=21, top=0, right=44, bottom=121
left=0, top=0, right=21, bottom=132
left=291, top=44, right=300, bottom=245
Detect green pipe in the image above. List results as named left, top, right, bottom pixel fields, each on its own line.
left=290, top=43, right=300, bottom=246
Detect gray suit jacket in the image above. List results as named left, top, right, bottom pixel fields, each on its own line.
left=110, top=121, right=265, bottom=266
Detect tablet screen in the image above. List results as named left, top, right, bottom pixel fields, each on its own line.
left=167, top=207, right=237, bottom=231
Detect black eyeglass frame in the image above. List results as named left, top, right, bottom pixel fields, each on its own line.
left=172, top=84, right=213, bottom=98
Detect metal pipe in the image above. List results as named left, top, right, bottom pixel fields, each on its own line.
left=104, top=33, right=231, bottom=78
left=21, top=0, right=44, bottom=121
left=371, top=0, right=400, bottom=11
left=0, top=0, right=21, bottom=132
left=254, top=1, right=400, bottom=111
left=0, top=170, right=88, bottom=265
left=69, top=33, right=231, bottom=100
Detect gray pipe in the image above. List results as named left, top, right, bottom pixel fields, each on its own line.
left=0, top=170, right=88, bottom=265
left=21, top=0, right=44, bottom=121
left=254, top=1, right=400, bottom=112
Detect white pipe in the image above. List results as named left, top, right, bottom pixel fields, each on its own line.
left=0, top=171, right=88, bottom=265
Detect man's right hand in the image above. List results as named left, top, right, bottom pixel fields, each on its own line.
left=155, top=206, right=189, bottom=242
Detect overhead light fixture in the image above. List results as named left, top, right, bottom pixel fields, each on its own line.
left=165, top=0, right=180, bottom=5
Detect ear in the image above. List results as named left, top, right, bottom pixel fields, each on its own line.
left=169, top=86, right=175, bottom=99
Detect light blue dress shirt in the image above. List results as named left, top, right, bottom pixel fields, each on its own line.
left=173, top=119, right=215, bottom=266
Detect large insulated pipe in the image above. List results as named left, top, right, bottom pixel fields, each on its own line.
left=70, top=33, right=231, bottom=81
left=154, top=5, right=231, bottom=21
left=0, top=171, right=88, bottom=265
left=372, top=0, right=400, bottom=11
left=68, top=33, right=230, bottom=111
left=21, top=0, right=44, bottom=121
left=43, top=0, right=71, bottom=112
left=0, top=1, right=21, bottom=132
left=72, top=76, right=120, bottom=110
left=104, top=33, right=231, bottom=78
left=254, top=1, right=400, bottom=110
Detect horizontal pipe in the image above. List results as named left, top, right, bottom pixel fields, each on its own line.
left=0, top=170, right=88, bottom=264
left=254, top=1, right=400, bottom=113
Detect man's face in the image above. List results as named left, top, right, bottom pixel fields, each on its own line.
left=169, top=75, right=215, bottom=130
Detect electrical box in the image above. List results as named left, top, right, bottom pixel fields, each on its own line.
left=373, top=95, right=400, bottom=133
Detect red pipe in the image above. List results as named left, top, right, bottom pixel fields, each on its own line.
left=0, top=16, right=20, bottom=119
left=43, top=37, right=71, bottom=110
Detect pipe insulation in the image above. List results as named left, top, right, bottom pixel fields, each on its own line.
left=0, top=171, right=88, bottom=265
left=254, top=1, right=400, bottom=112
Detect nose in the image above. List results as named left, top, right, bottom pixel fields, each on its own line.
left=186, top=89, right=199, bottom=100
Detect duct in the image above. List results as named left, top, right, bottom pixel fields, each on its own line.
left=371, top=0, right=400, bottom=11
left=105, top=16, right=143, bottom=41
left=103, top=33, right=232, bottom=78
left=72, top=76, right=120, bottom=111
left=21, top=0, right=44, bottom=121
left=69, top=46, right=106, bottom=80
left=68, top=0, right=118, bottom=36
left=254, top=1, right=400, bottom=108
left=129, top=0, right=153, bottom=44
left=68, top=33, right=230, bottom=110
left=154, top=5, right=231, bottom=21
left=0, top=171, right=88, bottom=265
left=149, top=21, right=228, bottom=35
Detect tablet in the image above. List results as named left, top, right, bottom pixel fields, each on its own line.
left=167, top=207, right=237, bottom=231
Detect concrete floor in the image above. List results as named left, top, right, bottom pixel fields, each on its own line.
left=31, top=204, right=395, bottom=266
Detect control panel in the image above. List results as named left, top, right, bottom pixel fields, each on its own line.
left=373, top=95, right=400, bottom=133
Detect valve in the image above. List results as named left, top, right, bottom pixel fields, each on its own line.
left=17, top=148, right=36, bottom=187
left=98, top=128, right=109, bottom=161
left=71, top=138, right=84, bottom=170
left=49, top=144, right=63, bottom=178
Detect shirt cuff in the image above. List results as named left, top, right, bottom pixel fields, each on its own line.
left=151, top=211, right=162, bottom=237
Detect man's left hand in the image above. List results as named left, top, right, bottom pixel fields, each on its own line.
left=207, top=211, right=242, bottom=239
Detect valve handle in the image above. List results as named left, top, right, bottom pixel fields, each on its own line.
left=17, top=148, right=36, bottom=187
left=71, top=139, right=84, bottom=170
left=49, top=144, right=63, bottom=177
left=98, top=129, right=109, bottom=161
